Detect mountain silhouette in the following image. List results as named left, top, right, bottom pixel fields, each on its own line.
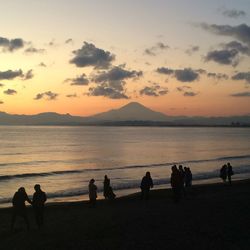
left=0, top=102, right=250, bottom=126
left=88, top=102, right=169, bottom=121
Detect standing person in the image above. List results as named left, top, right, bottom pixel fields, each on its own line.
left=178, top=165, right=186, bottom=196
left=220, top=165, right=227, bottom=183
left=227, top=162, right=234, bottom=185
left=103, top=175, right=116, bottom=200
left=184, top=167, right=193, bottom=187
left=32, top=184, right=47, bottom=229
left=89, top=179, right=97, bottom=206
left=11, top=187, right=32, bottom=232
left=171, top=165, right=182, bottom=203
left=140, top=171, right=154, bottom=200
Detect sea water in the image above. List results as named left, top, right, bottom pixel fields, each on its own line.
left=0, top=126, right=250, bottom=207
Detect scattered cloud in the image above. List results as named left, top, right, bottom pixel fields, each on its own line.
left=204, top=49, right=239, bottom=66
left=65, top=73, right=89, bottom=86
left=156, top=67, right=199, bottom=82
left=223, top=41, right=250, bottom=55
left=200, top=23, right=250, bottom=46
left=144, top=42, right=169, bottom=56
left=207, top=72, right=228, bottom=80
left=0, top=69, right=23, bottom=80
left=34, top=91, right=58, bottom=100
left=139, top=84, right=168, bottom=97
left=38, top=62, right=47, bottom=67
left=231, top=72, right=250, bottom=83
left=0, top=83, right=4, bottom=87
left=0, top=37, right=25, bottom=52
left=23, top=69, right=34, bottom=80
left=4, top=89, right=17, bottom=95
left=70, top=42, right=115, bottom=69
left=87, top=65, right=142, bottom=99
left=177, top=86, right=198, bottom=97
left=66, top=93, right=78, bottom=98
left=65, top=38, right=73, bottom=44
left=185, top=45, right=199, bottom=55
left=221, top=9, right=246, bottom=19
left=24, top=47, right=45, bottom=54
left=231, top=92, right=250, bottom=97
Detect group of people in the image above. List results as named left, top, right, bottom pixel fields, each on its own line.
left=220, top=162, right=234, bottom=185
left=170, top=165, right=193, bottom=202
left=11, top=184, right=46, bottom=231
left=11, top=163, right=234, bottom=231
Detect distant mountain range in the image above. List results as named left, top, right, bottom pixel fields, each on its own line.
left=0, top=102, right=250, bottom=126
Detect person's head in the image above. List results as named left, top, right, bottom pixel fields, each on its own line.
left=34, top=184, right=41, bottom=192
left=178, top=165, right=183, bottom=170
left=104, top=175, right=108, bottom=179
left=90, top=179, right=95, bottom=184
left=172, top=165, right=177, bottom=172
left=227, top=162, right=231, bottom=167
left=184, top=167, right=187, bottom=171
left=146, top=171, right=151, bottom=178
left=18, top=187, right=25, bottom=193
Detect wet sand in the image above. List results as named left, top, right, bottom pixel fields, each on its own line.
left=0, top=179, right=250, bottom=250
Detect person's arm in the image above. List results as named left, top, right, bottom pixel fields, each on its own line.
left=25, top=193, right=32, bottom=205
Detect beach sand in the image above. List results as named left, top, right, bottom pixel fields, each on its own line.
left=0, top=179, right=250, bottom=250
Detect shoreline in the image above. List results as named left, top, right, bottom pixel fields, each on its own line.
left=1, top=178, right=250, bottom=249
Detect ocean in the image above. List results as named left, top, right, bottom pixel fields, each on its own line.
left=0, top=126, right=250, bottom=207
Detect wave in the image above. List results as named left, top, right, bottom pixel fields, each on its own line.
left=1, top=154, right=250, bottom=181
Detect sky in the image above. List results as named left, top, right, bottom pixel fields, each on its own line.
left=0, top=0, right=250, bottom=117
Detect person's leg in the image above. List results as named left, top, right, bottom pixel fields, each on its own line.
left=23, top=213, right=30, bottom=231
left=10, top=213, right=16, bottom=232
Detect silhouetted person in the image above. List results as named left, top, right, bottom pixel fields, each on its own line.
left=178, top=165, right=186, bottom=196
left=184, top=167, right=193, bottom=187
left=11, top=187, right=32, bottom=231
left=227, top=162, right=234, bottom=185
left=220, top=165, right=227, bottom=183
left=140, top=171, right=153, bottom=200
left=171, top=165, right=182, bottom=202
left=103, top=175, right=116, bottom=200
left=32, top=184, right=47, bottom=229
left=89, top=179, right=97, bottom=206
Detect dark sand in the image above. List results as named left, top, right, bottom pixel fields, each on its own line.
left=0, top=179, right=250, bottom=250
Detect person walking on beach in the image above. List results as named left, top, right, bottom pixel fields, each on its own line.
left=89, top=179, right=97, bottom=206
left=220, top=165, right=227, bottom=183
left=171, top=165, right=182, bottom=202
left=32, top=184, right=47, bottom=229
left=140, top=171, right=154, bottom=200
left=11, top=187, right=32, bottom=232
left=103, top=175, right=116, bottom=200
left=227, top=162, right=234, bottom=185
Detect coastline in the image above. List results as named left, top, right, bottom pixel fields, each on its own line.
left=1, top=179, right=250, bottom=249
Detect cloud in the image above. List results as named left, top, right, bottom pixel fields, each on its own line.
left=88, top=86, right=129, bottom=99
left=70, top=42, right=115, bottom=69
left=231, top=92, right=250, bottom=97
left=231, top=72, right=250, bottom=83
left=0, top=100, right=4, bottom=104
left=144, top=42, right=169, bottom=56
left=185, top=45, right=199, bottom=55
left=0, top=83, right=4, bottom=87
left=65, top=74, right=89, bottom=86
left=157, top=67, right=199, bottom=82
left=204, top=49, right=239, bottom=66
left=65, top=38, right=73, bottom=44
left=34, top=91, right=58, bottom=100
left=23, top=69, right=34, bottom=80
left=200, top=23, right=250, bottom=46
left=223, top=41, right=250, bottom=55
left=4, top=89, right=17, bottom=95
left=207, top=72, right=228, bottom=80
left=24, top=47, right=45, bottom=54
left=0, top=69, right=23, bottom=80
left=0, top=37, right=25, bottom=52
left=221, top=9, right=246, bottom=18
left=38, top=62, right=47, bottom=67
left=66, top=93, right=78, bottom=98
left=87, top=65, right=142, bottom=99
left=177, top=86, right=198, bottom=97
left=139, top=84, right=168, bottom=97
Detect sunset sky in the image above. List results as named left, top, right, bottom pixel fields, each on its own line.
left=0, top=0, right=250, bottom=116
